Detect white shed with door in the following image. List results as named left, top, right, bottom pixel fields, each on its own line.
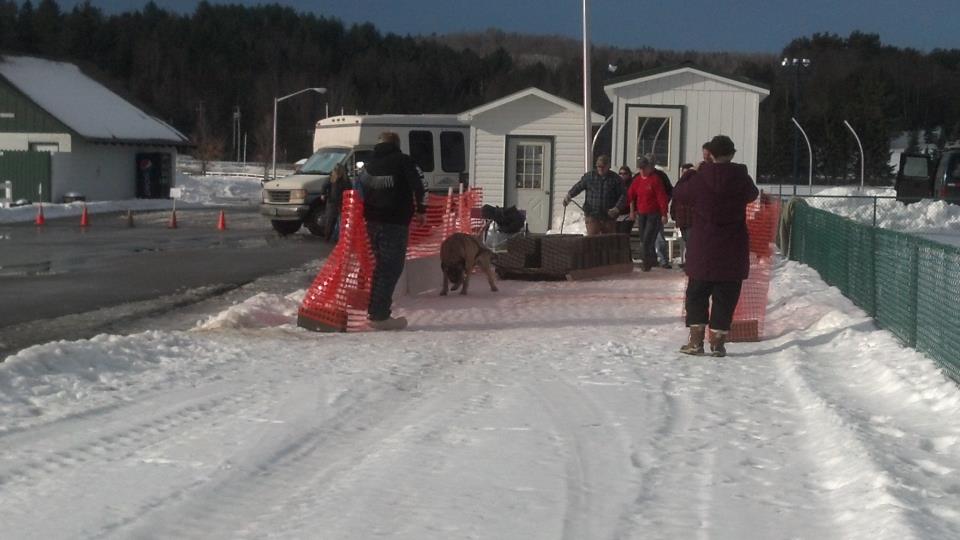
left=604, top=64, right=769, bottom=181
left=459, top=87, right=603, bottom=233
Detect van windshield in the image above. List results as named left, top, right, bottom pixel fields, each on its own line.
left=300, top=148, right=349, bottom=174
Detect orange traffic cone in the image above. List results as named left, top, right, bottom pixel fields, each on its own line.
left=217, top=209, right=227, bottom=230
left=35, top=204, right=45, bottom=226
left=168, top=209, right=178, bottom=229
left=80, top=205, right=90, bottom=227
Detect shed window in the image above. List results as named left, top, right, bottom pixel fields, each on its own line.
left=514, top=144, right=544, bottom=189
left=440, top=131, right=465, bottom=172
left=408, top=131, right=434, bottom=172
left=635, top=117, right=670, bottom=168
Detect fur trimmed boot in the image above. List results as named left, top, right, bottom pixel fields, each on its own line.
left=679, top=324, right=706, bottom=355
left=709, top=329, right=728, bottom=357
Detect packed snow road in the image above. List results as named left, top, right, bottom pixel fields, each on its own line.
left=1, top=261, right=959, bottom=539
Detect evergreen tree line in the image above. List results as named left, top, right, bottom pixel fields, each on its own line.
left=2, top=1, right=958, bottom=182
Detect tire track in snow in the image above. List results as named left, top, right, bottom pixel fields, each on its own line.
left=527, top=369, right=638, bottom=540
left=0, top=384, right=262, bottom=492
left=110, top=343, right=487, bottom=539
left=775, top=345, right=946, bottom=539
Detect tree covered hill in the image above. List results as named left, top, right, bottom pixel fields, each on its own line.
left=1, top=1, right=958, bottom=181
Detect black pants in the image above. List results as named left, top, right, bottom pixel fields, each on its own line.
left=366, top=221, right=409, bottom=321
left=684, top=279, right=743, bottom=331
left=636, top=213, right=661, bottom=267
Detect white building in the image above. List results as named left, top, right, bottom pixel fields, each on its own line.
left=0, top=55, right=190, bottom=202
left=459, top=87, right=603, bottom=233
left=604, top=64, right=769, bottom=180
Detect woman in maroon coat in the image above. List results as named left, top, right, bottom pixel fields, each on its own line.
left=672, top=135, right=759, bottom=357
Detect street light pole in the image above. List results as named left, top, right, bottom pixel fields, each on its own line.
left=271, top=87, right=327, bottom=181
left=582, top=0, right=592, bottom=171
left=791, top=117, right=814, bottom=194
left=843, top=120, right=866, bottom=190
left=782, top=57, right=810, bottom=196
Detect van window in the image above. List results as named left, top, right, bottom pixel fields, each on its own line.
left=901, top=156, right=929, bottom=179
left=947, top=155, right=960, bottom=181
left=440, top=131, right=466, bottom=173
left=409, top=131, right=434, bottom=172
left=301, top=148, right=350, bottom=174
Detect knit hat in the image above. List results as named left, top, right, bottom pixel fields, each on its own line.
left=707, top=135, right=736, bottom=158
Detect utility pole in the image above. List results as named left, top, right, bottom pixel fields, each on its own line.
left=233, top=106, right=241, bottom=162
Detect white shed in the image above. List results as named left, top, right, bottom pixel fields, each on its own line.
left=604, top=64, right=769, bottom=181
left=459, top=87, right=603, bottom=233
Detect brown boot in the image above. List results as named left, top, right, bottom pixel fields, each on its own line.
left=679, top=324, right=705, bottom=355
left=709, top=329, right=728, bottom=357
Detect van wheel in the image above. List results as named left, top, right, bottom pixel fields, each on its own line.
left=305, top=207, right=327, bottom=237
left=271, top=220, right=302, bottom=236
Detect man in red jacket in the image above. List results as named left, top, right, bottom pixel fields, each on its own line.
left=627, top=155, right=669, bottom=271
left=672, top=135, right=759, bottom=357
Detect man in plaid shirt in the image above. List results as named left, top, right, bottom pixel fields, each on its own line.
left=563, top=155, right=626, bottom=235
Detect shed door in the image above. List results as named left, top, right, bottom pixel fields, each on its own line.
left=625, top=106, right=682, bottom=183
left=505, top=137, right=552, bottom=233
left=0, top=150, right=51, bottom=202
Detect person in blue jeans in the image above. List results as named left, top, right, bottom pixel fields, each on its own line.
left=357, top=131, right=426, bottom=330
left=641, top=154, right=674, bottom=268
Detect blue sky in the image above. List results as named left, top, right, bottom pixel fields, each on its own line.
left=55, top=0, right=958, bottom=53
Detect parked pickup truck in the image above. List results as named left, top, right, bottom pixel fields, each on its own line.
left=895, top=147, right=960, bottom=203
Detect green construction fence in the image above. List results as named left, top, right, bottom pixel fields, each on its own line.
left=789, top=202, right=960, bottom=382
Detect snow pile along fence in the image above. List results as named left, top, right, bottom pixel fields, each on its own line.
left=728, top=194, right=781, bottom=342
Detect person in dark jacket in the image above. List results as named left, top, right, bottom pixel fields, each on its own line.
left=671, top=163, right=696, bottom=238
left=358, top=131, right=426, bottom=331
left=563, top=155, right=625, bottom=236
left=321, top=164, right=350, bottom=242
left=670, top=163, right=696, bottom=266
left=673, top=135, right=759, bottom=357
left=615, top=165, right=635, bottom=235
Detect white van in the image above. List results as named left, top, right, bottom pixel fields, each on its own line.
left=260, top=114, right=470, bottom=236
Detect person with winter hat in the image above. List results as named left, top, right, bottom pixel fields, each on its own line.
left=672, top=135, right=759, bottom=357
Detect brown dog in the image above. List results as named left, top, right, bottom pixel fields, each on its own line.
left=440, top=232, right=499, bottom=296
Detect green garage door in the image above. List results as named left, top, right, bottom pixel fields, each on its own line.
left=0, top=150, right=51, bottom=202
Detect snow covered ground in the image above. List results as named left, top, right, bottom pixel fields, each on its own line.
left=2, top=179, right=960, bottom=538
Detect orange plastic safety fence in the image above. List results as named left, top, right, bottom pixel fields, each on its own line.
left=407, top=187, right=484, bottom=260
left=297, top=190, right=375, bottom=332
left=729, top=195, right=781, bottom=342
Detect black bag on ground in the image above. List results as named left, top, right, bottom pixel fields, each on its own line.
left=481, top=204, right=525, bottom=234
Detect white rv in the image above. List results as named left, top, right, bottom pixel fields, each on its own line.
left=260, top=114, right=470, bottom=236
